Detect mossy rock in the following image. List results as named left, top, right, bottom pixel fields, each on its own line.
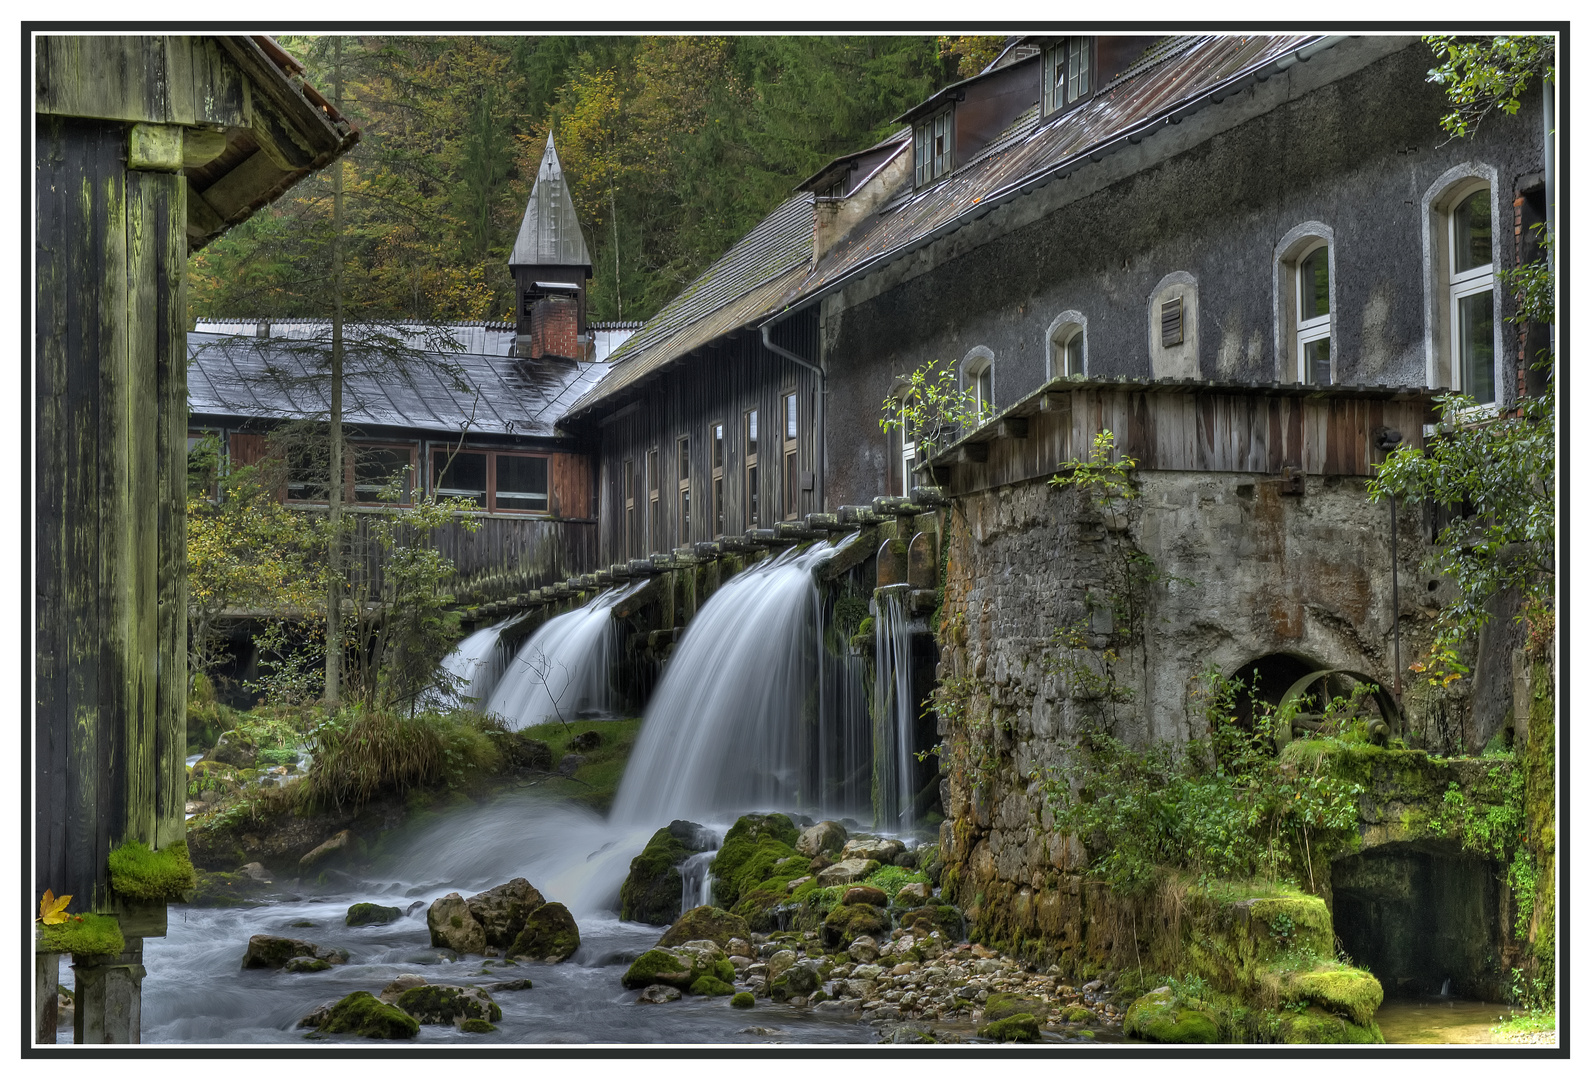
left=900, top=904, right=964, bottom=940
left=770, top=963, right=821, bottom=1003
left=507, top=901, right=580, bottom=962
left=731, top=991, right=755, bottom=1008
left=284, top=956, right=332, bottom=973
left=36, top=914, right=125, bottom=957
left=689, top=975, right=736, bottom=997
left=1287, top=966, right=1383, bottom=1027
left=984, top=992, right=1048, bottom=1024
left=821, top=903, right=891, bottom=948
left=460, top=1017, right=497, bottom=1034
left=620, top=826, right=695, bottom=925
left=622, top=948, right=691, bottom=990
left=1062, top=1005, right=1095, bottom=1023
left=187, top=870, right=272, bottom=908
left=243, top=935, right=348, bottom=969
left=980, top=1012, right=1041, bottom=1042
left=395, top=984, right=502, bottom=1025
left=107, top=839, right=197, bottom=902
left=318, top=991, right=419, bottom=1039
left=1278, top=1005, right=1383, bottom=1044
left=1123, top=987, right=1222, bottom=1044
left=710, top=813, right=803, bottom=909
left=657, top=905, right=751, bottom=949
left=345, top=902, right=403, bottom=927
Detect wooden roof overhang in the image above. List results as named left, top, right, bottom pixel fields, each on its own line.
left=35, top=34, right=360, bottom=252
left=923, top=376, right=1442, bottom=499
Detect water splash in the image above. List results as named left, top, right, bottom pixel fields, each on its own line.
left=486, top=585, right=637, bottom=731
left=610, top=542, right=867, bottom=825
left=873, top=585, right=916, bottom=832
left=680, top=850, right=717, bottom=911
left=436, top=613, right=526, bottom=710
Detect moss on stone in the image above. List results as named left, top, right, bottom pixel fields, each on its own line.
left=460, top=1017, right=496, bottom=1034
left=345, top=902, right=403, bottom=927
left=689, top=975, right=736, bottom=997
left=107, top=839, right=197, bottom=902
left=320, top=991, right=419, bottom=1039
left=1123, top=987, right=1222, bottom=1043
left=983, top=992, right=1048, bottom=1023
left=620, top=827, right=692, bottom=925
left=507, top=901, right=580, bottom=962
left=657, top=905, right=751, bottom=949
left=37, top=913, right=125, bottom=957
left=821, top=902, right=891, bottom=948
left=395, top=984, right=502, bottom=1024
left=731, top=991, right=755, bottom=1008
left=980, top=1012, right=1041, bottom=1042
left=1287, top=965, right=1383, bottom=1026
left=1278, top=1005, right=1383, bottom=1044
left=622, top=948, right=689, bottom=989
left=710, top=813, right=803, bottom=909
left=1062, top=1005, right=1094, bottom=1023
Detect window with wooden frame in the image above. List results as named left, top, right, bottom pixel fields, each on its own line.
left=431, top=448, right=548, bottom=513
left=913, top=106, right=953, bottom=187
left=647, top=448, right=661, bottom=551
left=711, top=422, right=725, bottom=536
left=1047, top=314, right=1087, bottom=378
left=744, top=408, right=760, bottom=529
left=623, top=457, right=636, bottom=556
left=677, top=436, right=691, bottom=544
left=1042, top=37, right=1093, bottom=117
left=782, top=391, right=800, bottom=520
left=351, top=443, right=417, bottom=505
left=283, top=438, right=330, bottom=503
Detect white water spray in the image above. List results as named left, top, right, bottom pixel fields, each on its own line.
left=873, top=585, right=916, bottom=832
left=486, top=585, right=637, bottom=731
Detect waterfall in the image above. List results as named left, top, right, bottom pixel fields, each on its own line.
left=679, top=850, right=717, bottom=912
left=485, top=585, right=636, bottom=731
left=815, top=598, right=873, bottom=822
left=610, top=542, right=867, bottom=825
left=435, top=614, right=525, bottom=710
left=873, top=585, right=916, bottom=832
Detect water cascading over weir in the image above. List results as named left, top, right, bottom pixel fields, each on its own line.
left=486, top=584, right=640, bottom=730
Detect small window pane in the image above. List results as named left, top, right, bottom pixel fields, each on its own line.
left=1064, top=332, right=1084, bottom=376
left=1302, top=337, right=1331, bottom=385
left=785, top=393, right=798, bottom=440
left=1458, top=289, right=1495, bottom=404
left=495, top=455, right=548, bottom=511
left=747, top=410, right=758, bottom=458
left=747, top=463, right=759, bottom=527
left=434, top=451, right=487, bottom=507
left=1300, top=247, right=1330, bottom=320
left=678, top=439, right=690, bottom=481
left=712, top=424, right=724, bottom=469
left=355, top=447, right=413, bottom=500
left=1453, top=189, right=1492, bottom=274
left=976, top=368, right=993, bottom=412
left=679, top=487, right=690, bottom=542
left=714, top=476, right=724, bottom=533
left=785, top=451, right=798, bottom=516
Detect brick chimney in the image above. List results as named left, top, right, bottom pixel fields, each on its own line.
left=527, top=295, right=580, bottom=361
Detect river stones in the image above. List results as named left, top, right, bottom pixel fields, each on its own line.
left=394, top=984, right=502, bottom=1026
left=842, top=885, right=888, bottom=908
left=242, top=934, right=348, bottom=969
left=622, top=941, right=736, bottom=992
left=507, top=901, right=580, bottom=962
left=379, top=974, right=428, bottom=1003
left=346, top=902, right=402, bottom=927
left=840, top=837, right=905, bottom=864
left=637, top=984, right=682, bottom=1004
left=620, top=822, right=711, bottom=925
left=765, top=949, right=796, bottom=980
left=466, top=878, right=546, bottom=947
left=770, top=960, right=822, bottom=1002
left=822, top=902, right=891, bottom=948
left=313, top=991, right=418, bottom=1039
left=980, top=1012, right=1041, bottom=1042
left=795, top=820, right=848, bottom=858
left=657, top=905, right=751, bottom=949
left=427, top=893, right=487, bottom=954
left=815, top=858, right=879, bottom=886
left=847, top=936, right=881, bottom=963
left=894, top=882, right=932, bottom=905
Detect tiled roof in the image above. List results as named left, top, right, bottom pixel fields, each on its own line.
left=561, top=194, right=816, bottom=419
left=187, top=327, right=612, bottom=439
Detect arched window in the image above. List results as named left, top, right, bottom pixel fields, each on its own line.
left=1045, top=311, right=1087, bottom=378
left=963, top=346, right=994, bottom=420
left=1274, top=224, right=1335, bottom=384
left=1423, top=166, right=1500, bottom=405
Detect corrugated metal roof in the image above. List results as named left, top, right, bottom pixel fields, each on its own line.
left=562, top=194, right=816, bottom=417
left=194, top=317, right=522, bottom=356
left=187, top=328, right=612, bottom=439
left=509, top=134, right=592, bottom=269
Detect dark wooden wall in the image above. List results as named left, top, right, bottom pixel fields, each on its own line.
left=36, top=115, right=189, bottom=911
left=595, top=326, right=822, bottom=565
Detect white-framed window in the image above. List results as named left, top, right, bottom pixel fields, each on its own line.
left=895, top=386, right=918, bottom=497
left=1273, top=223, right=1335, bottom=384
left=913, top=107, right=953, bottom=187
left=1041, top=37, right=1093, bottom=117
left=1045, top=311, right=1087, bottom=378
left=1295, top=244, right=1331, bottom=384
left=1422, top=166, right=1501, bottom=406
left=963, top=347, right=994, bottom=421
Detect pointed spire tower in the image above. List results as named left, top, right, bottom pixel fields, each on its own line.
left=510, top=133, right=594, bottom=360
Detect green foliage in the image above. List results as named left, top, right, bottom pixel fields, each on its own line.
left=303, top=704, right=508, bottom=810
left=1425, top=35, right=1555, bottom=141
left=864, top=863, right=927, bottom=898
left=515, top=717, right=645, bottom=813
left=730, top=991, right=755, bottom=1008
left=937, top=35, right=1006, bottom=78
left=878, top=361, right=991, bottom=468
left=107, top=840, right=197, bottom=903
left=1044, top=669, right=1363, bottom=896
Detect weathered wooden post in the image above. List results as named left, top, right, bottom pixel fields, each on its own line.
left=33, top=34, right=356, bottom=1044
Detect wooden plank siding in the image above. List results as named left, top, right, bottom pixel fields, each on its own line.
left=36, top=36, right=249, bottom=130
left=36, top=117, right=189, bottom=910
left=594, top=328, right=822, bottom=565
left=936, top=382, right=1437, bottom=497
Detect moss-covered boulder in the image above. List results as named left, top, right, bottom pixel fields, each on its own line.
left=821, top=903, right=891, bottom=948
left=1123, top=987, right=1222, bottom=1043
left=731, top=991, right=755, bottom=1008
left=795, top=820, right=848, bottom=858
left=427, top=893, right=486, bottom=954
left=983, top=992, right=1049, bottom=1024
left=620, top=822, right=711, bottom=925
left=1285, top=966, right=1383, bottom=1027
left=622, top=944, right=736, bottom=991
left=770, top=961, right=822, bottom=1002
left=710, top=813, right=803, bottom=909
left=465, top=878, right=546, bottom=948
left=317, top=991, right=418, bottom=1039
left=1062, top=1005, right=1095, bottom=1023
left=814, top=858, right=880, bottom=887
left=841, top=885, right=888, bottom=908
left=284, top=956, right=332, bottom=973
left=345, top=902, right=403, bottom=927
left=242, top=935, right=348, bottom=969
left=689, top=975, right=736, bottom=996
left=507, top=901, right=580, bottom=962
left=657, top=905, right=751, bottom=949
left=509, top=734, right=553, bottom=772
left=1278, top=1005, right=1383, bottom=1044
left=394, top=984, right=502, bottom=1026
left=980, top=1012, right=1041, bottom=1042
left=460, top=1017, right=496, bottom=1034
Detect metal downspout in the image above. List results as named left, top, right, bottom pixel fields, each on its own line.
left=760, top=321, right=825, bottom=513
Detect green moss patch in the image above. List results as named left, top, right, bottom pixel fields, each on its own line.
left=37, top=914, right=125, bottom=957
left=980, top=1012, right=1041, bottom=1042
left=108, top=839, right=197, bottom=902
left=821, top=902, right=891, bottom=949
left=514, top=718, right=644, bottom=814
left=711, top=813, right=803, bottom=910
left=620, top=827, right=694, bottom=924
left=345, top=902, right=403, bottom=927
left=689, top=976, right=736, bottom=997
left=622, top=948, right=689, bottom=990
left=1278, top=1005, right=1383, bottom=1044
left=1287, top=965, right=1383, bottom=1026
left=984, top=992, right=1048, bottom=1024
left=730, top=991, right=755, bottom=1009
left=658, top=905, right=751, bottom=949
left=319, top=991, right=419, bottom=1039
left=507, top=901, right=580, bottom=962
left=1123, top=987, right=1222, bottom=1043
left=459, top=1017, right=496, bottom=1034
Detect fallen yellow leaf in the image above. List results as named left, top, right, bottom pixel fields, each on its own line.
left=39, top=889, right=71, bottom=925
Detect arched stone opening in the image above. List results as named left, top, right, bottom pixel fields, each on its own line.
left=1226, top=651, right=1320, bottom=732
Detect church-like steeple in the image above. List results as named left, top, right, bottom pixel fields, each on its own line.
left=510, top=133, right=593, bottom=360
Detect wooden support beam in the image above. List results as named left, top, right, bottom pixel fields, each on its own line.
left=952, top=442, right=989, bottom=464
left=182, top=127, right=228, bottom=169
left=128, top=124, right=183, bottom=171
left=196, top=148, right=292, bottom=221
left=996, top=416, right=1029, bottom=439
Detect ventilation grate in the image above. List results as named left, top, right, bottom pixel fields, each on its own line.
left=1160, top=297, right=1184, bottom=347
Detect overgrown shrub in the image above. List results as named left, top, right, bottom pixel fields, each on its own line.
left=303, top=705, right=507, bottom=810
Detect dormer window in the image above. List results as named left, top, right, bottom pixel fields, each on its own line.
left=914, top=107, right=954, bottom=187
left=1042, top=38, right=1093, bottom=116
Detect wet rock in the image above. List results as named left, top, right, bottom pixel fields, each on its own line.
left=395, top=984, right=502, bottom=1027
left=345, top=902, right=402, bottom=927
left=507, top=901, right=580, bottom=962
left=724, top=936, right=756, bottom=959
left=984, top=991, right=1048, bottom=1023
left=847, top=936, right=881, bottom=963
left=238, top=862, right=273, bottom=882
left=299, top=830, right=361, bottom=872
left=205, top=730, right=258, bottom=769
left=815, top=999, right=862, bottom=1016
left=620, top=823, right=710, bottom=925
left=815, top=858, right=880, bottom=886
left=980, top=1012, right=1041, bottom=1042
left=883, top=1021, right=938, bottom=1043
left=284, top=956, right=332, bottom=973
left=557, top=754, right=585, bottom=777
left=487, top=978, right=533, bottom=992
left=465, top=878, right=546, bottom=948
left=657, top=905, right=751, bottom=949
left=894, top=882, right=932, bottom=905
left=770, top=961, right=821, bottom=1003
left=842, top=885, right=888, bottom=908
left=568, top=729, right=604, bottom=752
left=822, top=903, right=891, bottom=949
left=315, top=991, right=418, bottom=1039
left=841, top=837, right=905, bottom=863
left=378, top=974, right=428, bottom=1003
left=426, top=893, right=486, bottom=955
left=242, top=935, right=347, bottom=969
left=1123, top=986, right=1221, bottom=1043
left=509, top=735, right=553, bottom=772
left=636, top=984, right=682, bottom=1004
left=765, top=949, right=797, bottom=980
left=622, top=942, right=736, bottom=991
left=795, top=820, right=849, bottom=858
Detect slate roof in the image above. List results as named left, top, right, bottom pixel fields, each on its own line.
left=509, top=134, right=593, bottom=269
left=561, top=193, right=816, bottom=420
left=187, top=327, right=613, bottom=439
